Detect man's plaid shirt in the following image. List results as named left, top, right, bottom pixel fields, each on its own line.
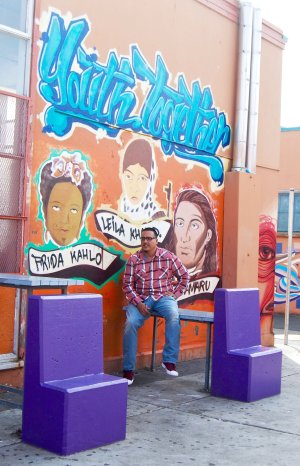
left=123, top=247, right=190, bottom=305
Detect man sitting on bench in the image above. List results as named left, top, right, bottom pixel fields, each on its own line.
left=122, top=226, right=189, bottom=385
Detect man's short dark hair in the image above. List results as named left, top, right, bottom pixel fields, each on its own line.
left=141, top=226, right=160, bottom=238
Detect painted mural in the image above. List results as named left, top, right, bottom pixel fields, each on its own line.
left=27, top=7, right=230, bottom=311
left=37, top=12, right=230, bottom=185
left=275, top=251, right=300, bottom=305
left=172, top=188, right=219, bottom=301
left=26, top=149, right=125, bottom=286
left=258, top=215, right=277, bottom=345
left=263, top=224, right=300, bottom=310
left=258, top=215, right=276, bottom=314
left=94, top=138, right=171, bottom=249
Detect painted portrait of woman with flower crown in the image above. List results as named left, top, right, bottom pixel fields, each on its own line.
left=38, top=150, right=93, bottom=246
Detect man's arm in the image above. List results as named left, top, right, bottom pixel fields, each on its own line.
left=171, top=256, right=190, bottom=299
left=122, top=257, right=150, bottom=316
left=122, top=257, right=143, bottom=306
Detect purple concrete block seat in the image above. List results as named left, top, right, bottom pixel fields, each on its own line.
left=44, top=372, right=123, bottom=392
left=211, top=288, right=282, bottom=402
left=230, top=346, right=281, bottom=357
left=22, top=294, right=128, bottom=456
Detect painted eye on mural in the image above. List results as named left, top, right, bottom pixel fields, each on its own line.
left=70, top=207, right=79, bottom=215
left=124, top=173, right=133, bottom=182
left=52, top=205, right=61, bottom=212
left=191, top=220, right=202, bottom=230
left=259, top=246, right=275, bottom=261
left=175, top=218, right=184, bottom=228
left=137, top=175, right=149, bottom=183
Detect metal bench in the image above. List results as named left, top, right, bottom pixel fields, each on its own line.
left=122, top=306, right=214, bottom=390
left=150, top=309, right=214, bottom=391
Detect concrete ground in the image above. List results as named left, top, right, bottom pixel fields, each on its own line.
left=1, top=315, right=300, bottom=466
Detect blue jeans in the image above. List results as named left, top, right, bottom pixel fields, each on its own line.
left=123, top=296, right=180, bottom=371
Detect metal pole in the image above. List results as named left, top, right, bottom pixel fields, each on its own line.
left=232, top=2, right=253, bottom=171
left=246, top=7, right=262, bottom=174
left=284, top=188, right=294, bottom=345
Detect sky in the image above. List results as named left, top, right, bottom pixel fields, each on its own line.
left=252, top=0, right=300, bottom=127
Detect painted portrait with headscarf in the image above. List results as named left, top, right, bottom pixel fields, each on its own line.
left=118, top=139, right=166, bottom=223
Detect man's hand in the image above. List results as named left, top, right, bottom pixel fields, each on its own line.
left=165, top=291, right=175, bottom=298
left=137, top=302, right=150, bottom=316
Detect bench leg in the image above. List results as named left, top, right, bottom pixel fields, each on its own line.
left=150, top=316, right=158, bottom=371
left=204, top=323, right=212, bottom=391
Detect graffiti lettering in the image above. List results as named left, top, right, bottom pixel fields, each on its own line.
left=31, top=252, right=64, bottom=272
left=101, top=215, right=126, bottom=237
left=70, top=248, right=102, bottom=265
left=177, top=276, right=219, bottom=302
left=38, top=12, right=231, bottom=184
left=28, top=242, right=125, bottom=287
left=94, top=210, right=170, bottom=248
left=28, top=243, right=121, bottom=275
left=188, top=279, right=210, bottom=294
left=130, top=228, right=141, bottom=242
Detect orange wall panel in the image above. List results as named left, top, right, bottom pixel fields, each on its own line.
left=0, top=288, right=16, bottom=354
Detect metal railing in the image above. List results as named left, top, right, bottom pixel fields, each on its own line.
left=0, top=90, right=29, bottom=273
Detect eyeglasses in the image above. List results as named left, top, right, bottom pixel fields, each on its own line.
left=141, top=236, right=156, bottom=242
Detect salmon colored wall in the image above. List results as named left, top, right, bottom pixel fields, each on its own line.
left=256, top=20, right=284, bottom=344
left=279, top=130, right=300, bottom=188
left=256, top=27, right=283, bottom=171
left=222, top=172, right=259, bottom=288
left=255, top=27, right=284, bottom=337
left=255, top=166, right=280, bottom=344
left=222, top=18, right=284, bottom=346
left=255, top=21, right=283, bottom=217
left=255, top=168, right=279, bottom=218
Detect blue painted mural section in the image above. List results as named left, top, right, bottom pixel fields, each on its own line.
left=38, top=12, right=231, bottom=185
left=275, top=263, right=300, bottom=304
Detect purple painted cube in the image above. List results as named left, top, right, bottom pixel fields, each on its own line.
left=211, top=288, right=282, bottom=402
left=22, top=294, right=128, bottom=455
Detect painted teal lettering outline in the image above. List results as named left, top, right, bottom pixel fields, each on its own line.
left=38, top=12, right=231, bottom=185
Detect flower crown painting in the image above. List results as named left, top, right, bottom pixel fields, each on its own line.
left=38, top=150, right=93, bottom=246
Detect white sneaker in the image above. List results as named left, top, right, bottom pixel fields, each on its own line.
left=123, top=371, right=134, bottom=385
left=162, top=362, right=178, bottom=377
